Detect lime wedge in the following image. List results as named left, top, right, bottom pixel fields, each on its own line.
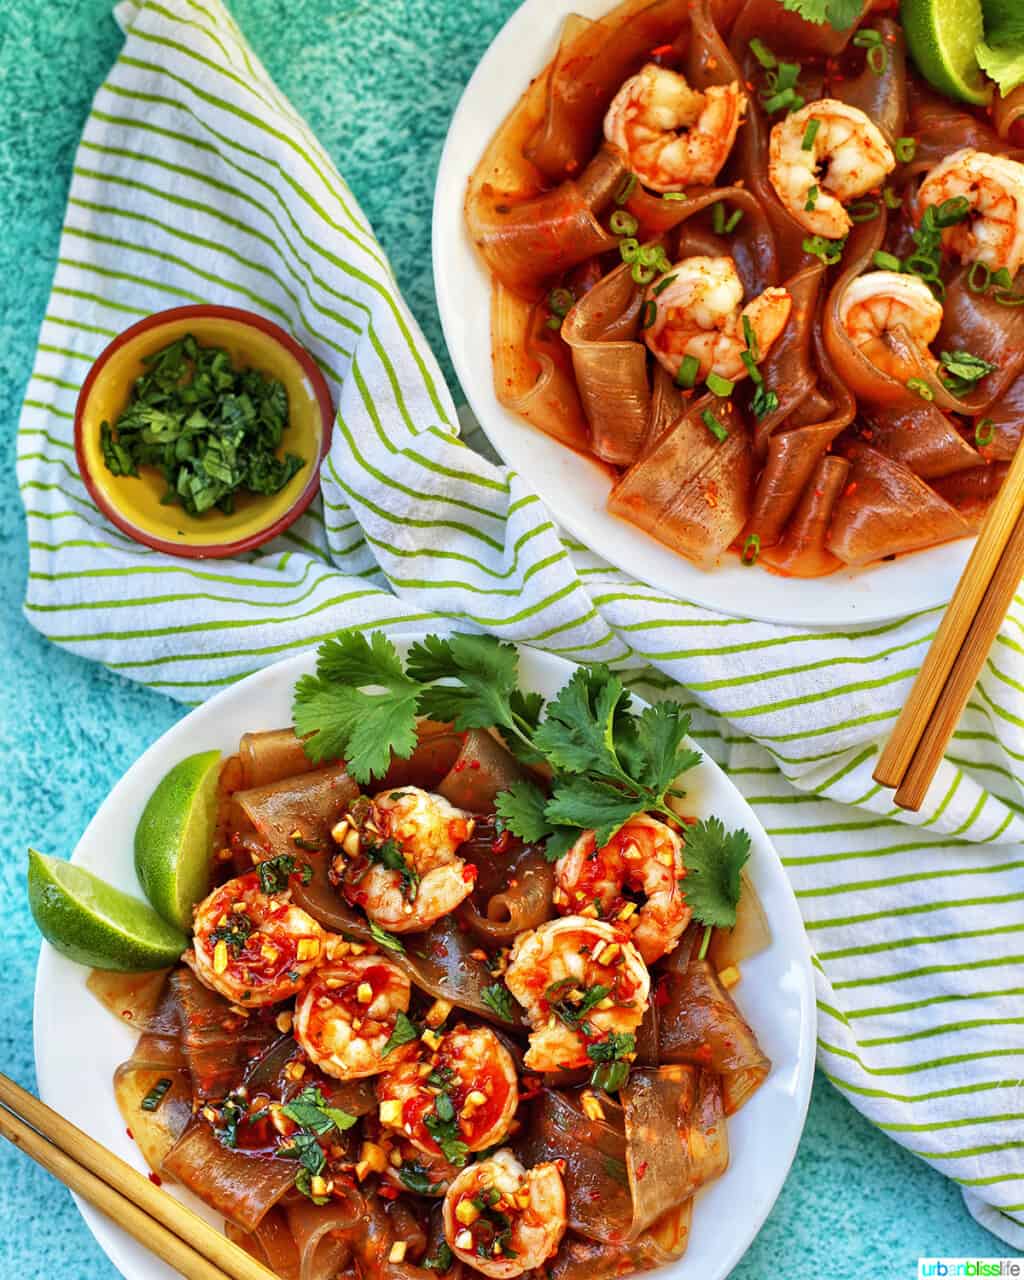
left=134, top=750, right=221, bottom=931
left=28, top=849, right=187, bottom=971
left=901, top=0, right=991, bottom=105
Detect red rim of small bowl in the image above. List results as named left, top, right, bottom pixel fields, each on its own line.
left=74, top=304, right=335, bottom=560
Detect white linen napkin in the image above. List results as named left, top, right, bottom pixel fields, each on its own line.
left=16, top=0, right=1024, bottom=1248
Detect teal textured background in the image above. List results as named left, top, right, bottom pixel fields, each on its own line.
left=0, top=0, right=1002, bottom=1275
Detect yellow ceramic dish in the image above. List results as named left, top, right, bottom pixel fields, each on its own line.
left=75, top=306, right=333, bottom=558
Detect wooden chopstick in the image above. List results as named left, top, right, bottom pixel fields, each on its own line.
left=892, top=503, right=1024, bottom=811
left=0, top=1073, right=275, bottom=1280
left=874, top=437, right=1024, bottom=800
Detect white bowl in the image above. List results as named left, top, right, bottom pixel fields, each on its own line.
left=34, top=640, right=816, bottom=1280
left=432, top=0, right=974, bottom=626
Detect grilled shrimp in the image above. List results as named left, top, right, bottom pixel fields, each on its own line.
left=603, top=64, right=746, bottom=191
left=188, top=870, right=326, bottom=1006
left=917, top=149, right=1024, bottom=277
left=554, top=816, right=690, bottom=964
left=644, top=255, right=791, bottom=383
left=838, top=270, right=943, bottom=379
left=293, top=947, right=416, bottom=1080
left=769, top=100, right=895, bottom=238
left=377, top=1025, right=519, bottom=1158
left=504, top=916, right=650, bottom=1073
left=338, top=786, right=477, bottom=933
left=443, top=1149, right=567, bottom=1279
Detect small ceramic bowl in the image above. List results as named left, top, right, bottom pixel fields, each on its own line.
left=75, top=305, right=334, bottom=559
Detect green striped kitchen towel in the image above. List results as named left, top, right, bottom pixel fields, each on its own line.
left=15, top=0, right=1024, bottom=1248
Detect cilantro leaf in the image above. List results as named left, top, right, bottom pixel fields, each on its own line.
left=424, top=1092, right=470, bottom=1166
left=779, top=0, right=861, bottom=29
left=316, top=630, right=408, bottom=687
left=399, top=1163, right=435, bottom=1195
left=587, top=1032, right=636, bottom=1092
left=982, top=0, right=1024, bottom=45
left=279, top=1130, right=327, bottom=1175
left=548, top=982, right=610, bottom=1029
left=257, top=853, right=310, bottom=895
left=425, top=1242, right=454, bottom=1271
left=630, top=703, right=702, bottom=799
left=544, top=777, right=649, bottom=848
left=366, top=837, right=419, bottom=900
left=410, top=634, right=524, bottom=736
left=494, top=781, right=552, bottom=844
left=370, top=920, right=405, bottom=953
left=294, top=1167, right=330, bottom=1204
left=939, top=349, right=998, bottom=396
left=681, top=818, right=752, bottom=929
left=382, top=1011, right=420, bottom=1057
left=481, top=982, right=516, bottom=1023
left=532, top=665, right=630, bottom=777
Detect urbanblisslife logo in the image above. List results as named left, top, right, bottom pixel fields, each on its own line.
left=919, top=1262, right=1023, bottom=1279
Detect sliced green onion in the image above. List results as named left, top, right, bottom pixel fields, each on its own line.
left=742, top=313, right=759, bottom=362
left=619, top=237, right=640, bottom=264
left=614, top=173, right=638, bottom=205
left=661, top=191, right=687, bottom=201
left=741, top=349, right=759, bottom=380
left=545, top=315, right=562, bottom=330
left=763, top=88, right=803, bottom=114
left=848, top=200, right=880, bottom=223
left=872, top=250, right=902, bottom=271
left=631, top=261, right=656, bottom=284
left=894, top=136, right=917, bottom=163
left=906, top=377, right=934, bottom=401
left=867, top=43, right=888, bottom=74
left=725, top=208, right=744, bottom=233
left=653, top=273, right=677, bottom=296
left=776, top=60, right=801, bottom=91
left=936, top=195, right=970, bottom=226
left=883, top=186, right=901, bottom=209
left=701, top=408, right=729, bottom=441
left=749, top=37, right=776, bottom=69
left=852, top=27, right=882, bottom=46
left=741, top=533, right=761, bottom=566
left=967, top=262, right=992, bottom=294
left=975, top=417, right=996, bottom=447
left=712, top=202, right=726, bottom=234
left=752, top=384, right=779, bottom=419
left=591, top=1061, right=630, bottom=1093
left=992, top=267, right=1014, bottom=289
left=639, top=299, right=657, bottom=329
left=142, top=1079, right=173, bottom=1112
left=547, top=287, right=574, bottom=317
left=905, top=252, right=939, bottom=278
left=803, top=234, right=846, bottom=265
left=804, top=184, right=819, bottom=212
left=706, top=372, right=734, bottom=397
left=801, top=118, right=820, bottom=151
left=610, top=209, right=638, bottom=236
left=994, top=289, right=1024, bottom=306
left=675, top=354, right=700, bottom=389
left=653, top=247, right=673, bottom=274
left=638, top=244, right=662, bottom=266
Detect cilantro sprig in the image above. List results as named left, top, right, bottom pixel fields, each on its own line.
left=293, top=631, right=749, bottom=929
left=424, top=1091, right=470, bottom=1167
left=777, top=0, right=861, bottom=31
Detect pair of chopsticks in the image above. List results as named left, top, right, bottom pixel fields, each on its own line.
left=0, top=1073, right=275, bottom=1280
left=874, top=437, right=1024, bottom=811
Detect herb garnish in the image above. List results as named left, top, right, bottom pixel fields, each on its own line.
left=369, top=920, right=405, bottom=953
left=547, top=981, right=611, bottom=1030
left=424, top=1091, right=470, bottom=1167
left=257, top=853, right=312, bottom=895
left=209, top=912, right=254, bottom=954
left=939, top=350, right=998, bottom=397
left=99, top=333, right=304, bottom=516
left=293, top=631, right=749, bottom=928
left=776, top=0, right=861, bottom=32
left=424, top=1242, right=455, bottom=1271
left=140, top=1078, right=172, bottom=1112
left=211, top=1092, right=249, bottom=1148
left=399, top=1163, right=435, bottom=1195
left=481, top=982, right=516, bottom=1023
left=366, top=836, right=420, bottom=901
left=280, top=1086, right=357, bottom=1137
left=382, top=1011, right=421, bottom=1058
left=587, top=1032, right=637, bottom=1092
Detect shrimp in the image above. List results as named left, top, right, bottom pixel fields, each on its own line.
left=838, top=270, right=944, bottom=379
left=769, top=100, right=895, bottom=238
left=187, top=870, right=326, bottom=1006
left=917, top=149, right=1024, bottom=277
left=335, top=786, right=477, bottom=933
left=293, top=947, right=416, bottom=1080
left=504, top=916, right=650, bottom=1073
left=443, top=1149, right=567, bottom=1279
left=603, top=64, right=746, bottom=191
left=644, top=255, right=792, bottom=383
left=377, top=1025, right=519, bottom=1158
left=554, top=816, right=690, bottom=964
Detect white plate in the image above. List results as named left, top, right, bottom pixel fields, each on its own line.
left=432, top=0, right=974, bottom=626
left=34, top=640, right=816, bottom=1280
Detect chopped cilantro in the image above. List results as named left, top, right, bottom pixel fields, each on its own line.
left=424, top=1092, right=470, bottom=1167
left=680, top=818, right=751, bottom=929
left=382, top=1011, right=420, bottom=1058
left=257, top=853, right=312, bottom=895
left=481, top=982, right=516, bottom=1023
left=366, top=836, right=420, bottom=901
left=209, top=912, right=254, bottom=955
left=369, top=920, right=404, bottom=953
left=280, top=1086, right=356, bottom=1137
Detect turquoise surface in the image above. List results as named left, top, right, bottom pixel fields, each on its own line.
left=0, top=0, right=1003, bottom=1275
